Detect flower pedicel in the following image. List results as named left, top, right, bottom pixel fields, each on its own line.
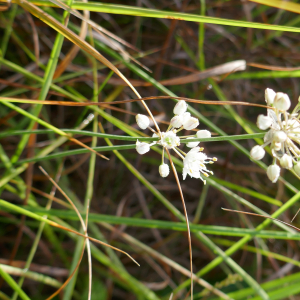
left=135, top=100, right=217, bottom=184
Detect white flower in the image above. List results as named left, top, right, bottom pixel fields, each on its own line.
left=186, top=137, right=200, bottom=148
left=280, top=154, right=293, bottom=169
left=182, top=116, right=199, bottom=130
left=136, top=140, right=150, bottom=155
left=274, top=92, right=291, bottom=111
left=267, top=164, right=280, bottom=183
left=265, top=88, right=276, bottom=105
left=250, top=145, right=265, bottom=160
left=160, top=131, right=180, bottom=149
left=257, top=115, right=272, bottom=130
left=170, top=115, right=183, bottom=128
left=196, top=130, right=211, bottom=139
left=174, top=100, right=188, bottom=115
left=159, top=164, right=169, bottom=177
left=136, top=114, right=150, bottom=130
left=182, top=147, right=215, bottom=182
left=273, top=131, right=287, bottom=143
left=294, top=162, right=300, bottom=176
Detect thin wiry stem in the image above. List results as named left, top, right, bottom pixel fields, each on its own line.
left=38, top=167, right=139, bottom=300
left=38, top=167, right=139, bottom=264
left=0, top=95, right=272, bottom=109
left=39, top=166, right=89, bottom=300
left=165, top=148, right=193, bottom=300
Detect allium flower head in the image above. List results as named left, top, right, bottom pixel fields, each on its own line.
left=135, top=100, right=215, bottom=181
left=250, top=88, right=300, bottom=182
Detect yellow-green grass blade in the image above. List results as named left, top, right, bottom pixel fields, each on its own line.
left=0, top=265, right=30, bottom=300
left=6, top=0, right=300, bottom=33
left=249, top=0, right=300, bottom=14
left=208, top=271, right=300, bottom=300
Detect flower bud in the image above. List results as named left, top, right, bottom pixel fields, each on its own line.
left=136, top=114, right=150, bottom=130
left=186, top=137, right=200, bottom=148
left=174, top=100, right=188, bottom=115
left=170, top=115, right=183, bottom=128
left=136, top=140, right=150, bottom=155
left=159, top=163, right=170, bottom=177
left=267, top=164, right=280, bottom=183
left=257, top=115, right=272, bottom=130
left=274, top=92, right=291, bottom=111
left=273, top=131, right=287, bottom=142
left=294, top=162, right=300, bottom=176
left=181, top=112, right=191, bottom=123
left=196, top=130, right=211, bottom=139
left=183, top=117, right=199, bottom=130
left=280, top=154, right=293, bottom=169
left=265, top=88, right=276, bottom=105
left=250, top=145, right=265, bottom=160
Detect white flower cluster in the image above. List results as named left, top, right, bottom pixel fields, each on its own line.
left=135, top=100, right=217, bottom=183
left=250, top=88, right=300, bottom=183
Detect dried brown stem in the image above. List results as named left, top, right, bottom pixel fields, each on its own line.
left=165, top=148, right=193, bottom=300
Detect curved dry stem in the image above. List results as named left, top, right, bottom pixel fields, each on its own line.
left=39, top=166, right=89, bottom=300
left=165, top=148, right=193, bottom=300
left=46, top=234, right=87, bottom=300
left=39, top=166, right=92, bottom=300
